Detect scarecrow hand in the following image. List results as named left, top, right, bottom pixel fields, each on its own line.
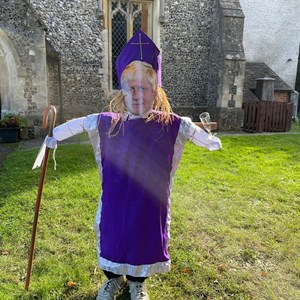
left=46, top=136, right=57, bottom=149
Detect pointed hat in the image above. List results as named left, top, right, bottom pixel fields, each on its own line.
left=115, top=29, right=162, bottom=89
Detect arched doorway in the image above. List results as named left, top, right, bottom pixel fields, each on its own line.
left=0, top=29, right=24, bottom=115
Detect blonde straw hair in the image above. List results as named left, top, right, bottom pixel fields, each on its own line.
left=108, top=61, right=173, bottom=135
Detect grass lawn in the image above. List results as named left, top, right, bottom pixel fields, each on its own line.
left=0, top=131, right=300, bottom=299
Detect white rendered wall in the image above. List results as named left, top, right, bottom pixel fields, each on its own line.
left=239, top=0, right=300, bottom=89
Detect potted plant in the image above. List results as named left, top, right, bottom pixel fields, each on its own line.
left=0, top=113, right=26, bottom=143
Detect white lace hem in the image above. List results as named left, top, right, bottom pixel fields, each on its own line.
left=98, top=257, right=171, bottom=277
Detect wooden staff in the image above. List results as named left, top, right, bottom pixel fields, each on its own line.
left=25, top=105, right=57, bottom=290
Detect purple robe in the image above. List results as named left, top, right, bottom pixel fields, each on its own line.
left=46, top=110, right=221, bottom=277
left=97, top=113, right=180, bottom=271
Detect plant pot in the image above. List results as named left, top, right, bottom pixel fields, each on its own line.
left=19, top=127, right=29, bottom=140
left=0, top=128, right=20, bottom=143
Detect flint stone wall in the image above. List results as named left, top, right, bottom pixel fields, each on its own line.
left=0, top=0, right=47, bottom=119
left=162, top=0, right=219, bottom=112
left=0, top=0, right=245, bottom=132
left=30, top=0, right=104, bottom=121
left=162, top=0, right=245, bottom=129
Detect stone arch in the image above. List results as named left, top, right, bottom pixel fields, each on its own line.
left=0, top=29, right=26, bottom=115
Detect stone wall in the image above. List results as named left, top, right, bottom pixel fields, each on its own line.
left=206, top=0, right=222, bottom=110
left=161, top=0, right=245, bottom=129
left=46, top=43, right=61, bottom=115
left=0, top=0, right=48, bottom=136
left=0, top=0, right=246, bottom=132
left=0, top=0, right=45, bottom=112
left=214, top=0, right=245, bottom=130
left=30, top=0, right=105, bottom=120
left=161, top=0, right=217, bottom=115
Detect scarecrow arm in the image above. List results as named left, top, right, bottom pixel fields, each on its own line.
left=52, top=116, right=88, bottom=141
left=181, top=117, right=222, bottom=151
left=33, top=114, right=99, bottom=169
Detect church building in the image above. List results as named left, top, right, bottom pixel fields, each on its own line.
left=0, top=0, right=251, bottom=137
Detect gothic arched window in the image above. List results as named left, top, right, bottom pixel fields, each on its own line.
left=109, top=0, right=155, bottom=89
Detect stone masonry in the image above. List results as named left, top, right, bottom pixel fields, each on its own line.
left=0, top=0, right=246, bottom=134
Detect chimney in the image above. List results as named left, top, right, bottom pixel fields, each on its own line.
left=255, top=77, right=275, bottom=101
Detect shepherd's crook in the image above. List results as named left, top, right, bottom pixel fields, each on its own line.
left=25, top=105, right=57, bottom=290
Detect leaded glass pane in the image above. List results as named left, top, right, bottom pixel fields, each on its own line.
left=132, top=4, right=139, bottom=13
left=110, top=0, right=153, bottom=90
left=111, top=2, right=117, bottom=10
left=133, top=11, right=142, bottom=34
left=112, top=11, right=127, bottom=89
left=121, top=2, right=128, bottom=11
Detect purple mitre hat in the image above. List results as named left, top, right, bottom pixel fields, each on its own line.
left=116, top=29, right=162, bottom=89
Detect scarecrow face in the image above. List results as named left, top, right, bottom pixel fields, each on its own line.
left=123, top=78, right=156, bottom=116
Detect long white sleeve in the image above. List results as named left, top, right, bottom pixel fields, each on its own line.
left=32, top=114, right=99, bottom=169
left=180, top=117, right=222, bottom=151
left=53, top=117, right=86, bottom=141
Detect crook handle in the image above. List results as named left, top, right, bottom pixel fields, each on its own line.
left=42, top=105, right=57, bottom=137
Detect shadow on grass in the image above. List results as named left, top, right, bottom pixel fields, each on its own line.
left=66, top=285, right=131, bottom=300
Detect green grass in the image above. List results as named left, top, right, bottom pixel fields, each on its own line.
left=1, top=133, right=300, bottom=299
left=291, top=117, right=300, bottom=132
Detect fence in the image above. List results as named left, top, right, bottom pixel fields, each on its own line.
left=243, top=101, right=293, bottom=133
